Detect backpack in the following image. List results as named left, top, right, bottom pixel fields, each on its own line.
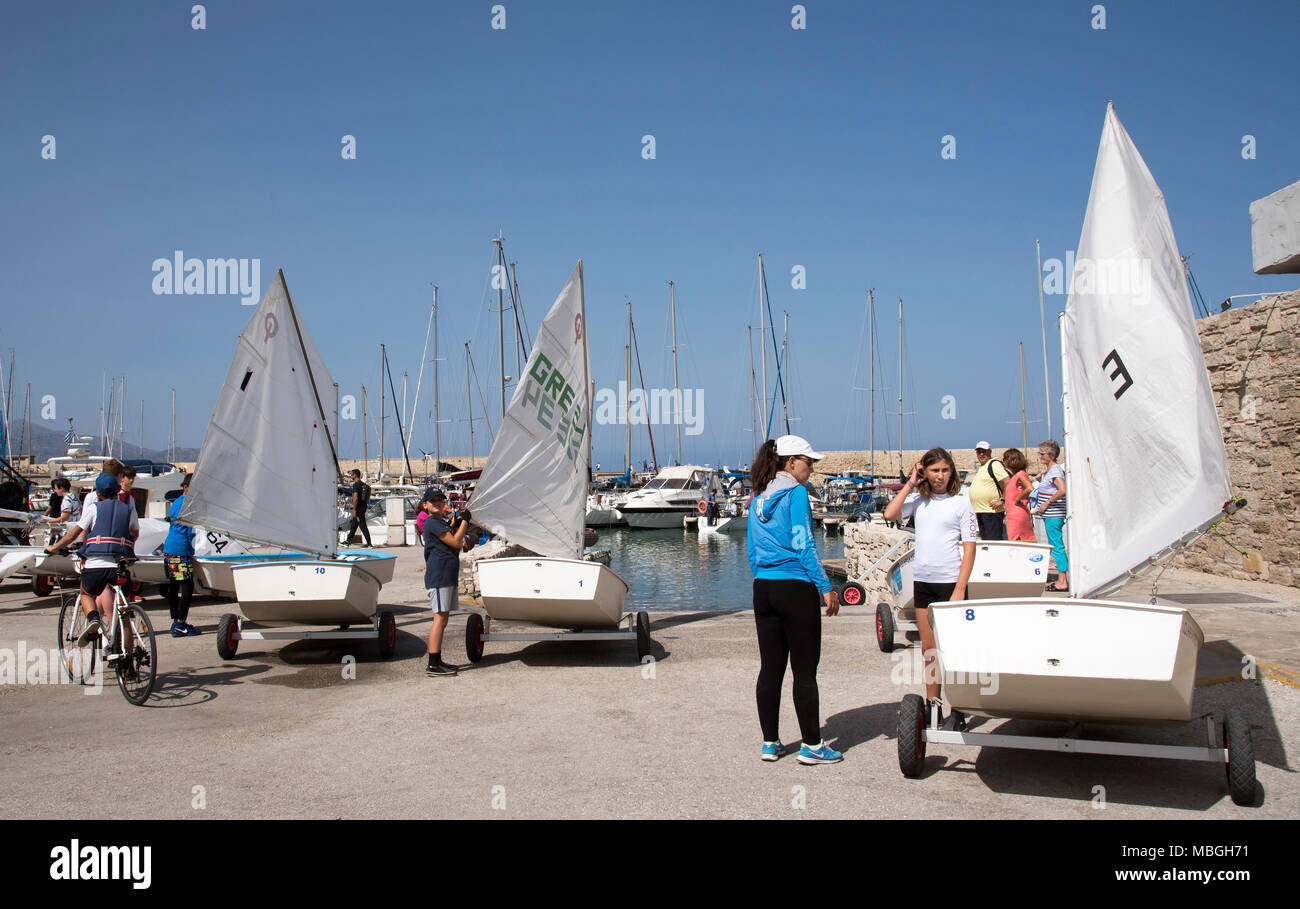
left=360, top=482, right=372, bottom=506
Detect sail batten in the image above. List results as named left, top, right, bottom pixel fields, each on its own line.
left=471, top=263, right=591, bottom=559
left=1063, top=105, right=1232, bottom=598
left=179, top=271, right=339, bottom=557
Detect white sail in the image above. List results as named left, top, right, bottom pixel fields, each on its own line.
left=471, top=262, right=591, bottom=559
left=1063, top=104, right=1232, bottom=597
left=180, top=270, right=340, bottom=557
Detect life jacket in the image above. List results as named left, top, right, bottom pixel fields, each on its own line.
left=82, top=499, right=135, bottom=560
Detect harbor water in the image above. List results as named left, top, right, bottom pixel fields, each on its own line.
left=596, top=525, right=845, bottom=612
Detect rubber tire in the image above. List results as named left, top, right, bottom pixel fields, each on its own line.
left=1224, top=710, right=1256, bottom=806
left=115, top=605, right=157, bottom=706
left=377, top=611, right=396, bottom=659
left=840, top=581, right=866, bottom=607
left=898, top=693, right=927, bottom=778
left=216, top=613, right=240, bottom=660
left=32, top=574, right=53, bottom=597
left=635, top=611, right=651, bottom=661
left=56, top=592, right=96, bottom=685
left=465, top=612, right=485, bottom=663
left=876, top=602, right=895, bottom=653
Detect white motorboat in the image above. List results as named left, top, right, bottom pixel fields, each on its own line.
left=619, top=465, right=718, bottom=529
left=584, top=491, right=626, bottom=526
left=903, top=105, right=1253, bottom=805
left=179, top=270, right=398, bottom=658
left=464, top=262, right=649, bottom=661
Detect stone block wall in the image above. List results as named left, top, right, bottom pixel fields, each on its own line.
left=1176, top=290, right=1300, bottom=586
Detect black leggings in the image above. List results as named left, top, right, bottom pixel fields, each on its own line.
left=167, top=577, right=194, bottom=623
left=754, top=578, right=822, bottom=745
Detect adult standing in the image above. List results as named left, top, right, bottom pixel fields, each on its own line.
left=747, top=434, right=841, bottom=764
left=883, top=448, right=977, bottom=729
left=967, top=441, right=1009, bottom=540
left=1000, top=448, right=1036, bottom=543
left=420, top=489, right=471, bottom=677
left=345, top=469, right=372, bottom=547
left=163, top=474, right=200, bottom=636
left=1032, top=441, right=1069, bottom=591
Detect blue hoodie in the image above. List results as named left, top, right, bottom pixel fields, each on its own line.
left=747, top=473, right=832, bottom=593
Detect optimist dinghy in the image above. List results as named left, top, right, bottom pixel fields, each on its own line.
left=902, top=104, right=1254, bottom=804
left=179, top=270, right=398, bottom=658
left=463, top=262, right=648, bottom=663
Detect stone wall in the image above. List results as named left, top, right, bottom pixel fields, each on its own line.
left=1175, top=290, right=1300, bottom=586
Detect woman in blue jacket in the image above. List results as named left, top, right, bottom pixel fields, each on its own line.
left=747, top=435, right=841, bottom=764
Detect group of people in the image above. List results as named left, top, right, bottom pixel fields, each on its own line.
left=966, top=439, right=1068, bottom=591
left=745, top=434, right=1071, bottom=765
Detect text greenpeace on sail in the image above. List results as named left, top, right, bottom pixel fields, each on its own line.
left=151, top=251, right=261, bottom=305
left=50, top=841, right=151, bottom=890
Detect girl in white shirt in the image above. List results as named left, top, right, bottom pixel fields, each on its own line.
left=883, top=447, right=977, bottom=726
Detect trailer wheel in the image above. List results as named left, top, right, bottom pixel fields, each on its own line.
left=1224, top=710, right=1256, bottom=806
left=465, top=612, right=485, bottom=663
left=635, top=611, right=651, bottom=661
left=840, top=581, right=865, bottom=607
left=216, top=613, right=240, bottom=660
left=876, top=602, right=895, bottom=653
left=898, top=694, right=927, bottom=778
left=32, top=574, right=53, bottom=597
left=377, top=611, right=396, bottom=659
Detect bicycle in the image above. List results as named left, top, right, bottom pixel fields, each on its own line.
left=56, top=554, right=158, bottom=705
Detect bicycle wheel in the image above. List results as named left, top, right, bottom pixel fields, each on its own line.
left=115, top=604, right=157, bottom=705
left=56, top=592, right=97, bottom=685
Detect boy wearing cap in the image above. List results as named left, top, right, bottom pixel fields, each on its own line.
left=420, top=489, right=472, bottom=677
left=967, top=441, right=1009, bottom=540
left=45, top=473, right=140, bottom=650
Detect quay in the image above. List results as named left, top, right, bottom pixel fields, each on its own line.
left=0, top=547, right=1296, bottom=819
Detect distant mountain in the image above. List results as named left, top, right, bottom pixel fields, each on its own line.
left=1, top=419, right=198, bottom=464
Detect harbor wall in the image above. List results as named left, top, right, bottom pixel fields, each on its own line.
left=1176, top=290, right=1300, bottom=587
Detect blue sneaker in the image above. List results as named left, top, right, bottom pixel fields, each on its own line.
left=796, top=741, right=844, bottom=765
left=170, top=620, right=187, bottom=637
left=761, top=741, right=784, bottom=762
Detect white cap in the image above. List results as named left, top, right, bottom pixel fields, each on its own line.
left=974, top=440, right=992, bottom=450
left=775, top=434, right=824, bottom=461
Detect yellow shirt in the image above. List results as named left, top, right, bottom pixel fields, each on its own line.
left=968, top=460, right=1010, bottom=513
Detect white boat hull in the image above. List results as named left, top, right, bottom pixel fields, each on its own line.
left=232, top=560, right=382, bottom=625
left=697, top=515, right=741, bottom=535
left=477, top=557, right=629, bottom=628
left=622, top=509, right=694, bottom=529
left=930, top=597, right=1203, bottom=723
left=889, top=541, right=1053, bottom=618
left=198, top=550, right=395, bottom=598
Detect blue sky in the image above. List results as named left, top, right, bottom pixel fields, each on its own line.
left=2, top=0, right=1297, bottom=469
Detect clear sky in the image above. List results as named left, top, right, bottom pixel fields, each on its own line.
left=2, top=0, right=1297, bottom=470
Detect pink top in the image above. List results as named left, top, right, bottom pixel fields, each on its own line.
left=1003, top=469, right=1035, bottom=541
left=416, top=510, right=428, bottom=538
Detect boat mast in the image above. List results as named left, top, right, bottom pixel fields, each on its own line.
left=578, top=260, right=591, bottom=560
left=897, top=299, right=903, bottom=478
left=433, top=287, right=441, bottom=472
left=361, top=386, right=368, bottom=476
left=119, top=377, right=125, bottom=459
left=24, top=383, right=31, bottom=463
left=670, top=280, right=681, bottom=464
left=868, top=289, right=874, bottom=480
left=169, top=388, right=175, bottom=464
left=748, top=325, right=757, bottom=455
left=378, top=345, right=386, bottom=479
left=1019, top=341, right=1028, bottom=452
left=494, top=233, right=506, bottom=425
left=0, top=350, right=9, bottom=460
left=408, top=292, right=434, bottom=476
left=139, top=399, right=143, bottom=456
left=1037, top=238, right=1052, bottom=440
left=625, top=301, right=632, bottom=475
left=465, top=342, right=475, bottom=467
left=782, top=311, right=791, bottom=431
left=759, top=255, right=767, bottom=441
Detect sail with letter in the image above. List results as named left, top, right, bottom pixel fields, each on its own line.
left=471, top=262, right=591, bottom=559
left=180, top=270, right=340, bottom=557
left=1063, top=104, right=1231, bottom=598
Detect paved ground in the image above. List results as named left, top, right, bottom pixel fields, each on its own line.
left=0, top=547, right=1295, bottom=819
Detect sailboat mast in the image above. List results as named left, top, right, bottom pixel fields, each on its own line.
left=625, top=302, right=632, bottom=475
left=748, top=325, right=756, bottom=453
left=670, top=280, right=681, bottom=464
left=169, top=388, right=175, bottom=464
left=379, top=345, right=386, bottom=479
left=782, top=311, right=791, bottom=431
left=495, top=234, right=506, bottom=425
left=579, top=260, right=591, bottom=560
left=1037, top=238, right=1052, bottom=440
left=465, top=343, right=475, bottom=467
left=868, top=289, right=874, bottom=480
left=897, top=298, right=903, bottom=478
left=1020, top=341, right=1028, bottom=452
left=409, top=293, right=434, bottom=474
left=759, top=255, right=767, bottom=440
left=361, top=386, right=368, bottom=476
left=24, top=383, right=31, bottom=463
left=433, top=287, right=441, bottom=472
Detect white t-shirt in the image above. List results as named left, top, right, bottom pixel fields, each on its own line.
left=75, top=501, right=141, bottom=571
left=59, top=493, right=82, bottom=521
left=899, top=492, right=978, bottom=583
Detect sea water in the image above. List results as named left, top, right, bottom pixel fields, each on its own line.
left=600, top=526, right=845, bottom=612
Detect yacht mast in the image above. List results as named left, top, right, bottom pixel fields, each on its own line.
left=897, top=299, right=903, bottom=478
left=494, top=233, right=506, bottom=424
left=625, top=301, right=632, bottom=475
left=868, top=289, right=874, bottom=480
left=758, top=255, right=767, bottom=440
left=670, top=280, right=681, bottom=464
